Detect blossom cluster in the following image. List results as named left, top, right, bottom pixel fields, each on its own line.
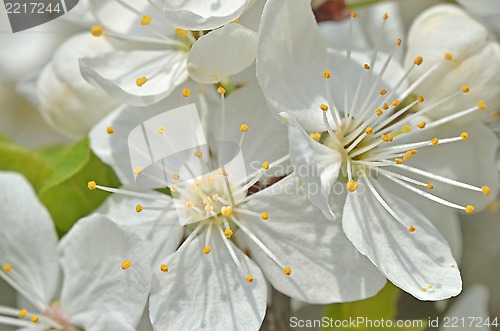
left=1, top=0, right=499, bottom=330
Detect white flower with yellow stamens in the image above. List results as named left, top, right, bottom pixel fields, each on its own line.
left=78, top=0, right=259, bottom=107
left=89, top=82, right=387, bottom=330
left=256, top=0, right=499, bottom=300
left=0, top=172, right=151, bottom=331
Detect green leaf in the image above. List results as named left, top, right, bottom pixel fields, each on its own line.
left=322, top=283, right=426, bottom=330
left=0, top=137, right=52, bottom=192
left=38, top=137, right=120, bottom=236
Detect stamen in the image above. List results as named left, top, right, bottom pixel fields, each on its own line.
left=106, top=126, right=114, bottom=134
left=261, top=212, right=269, bottom=220
left=89, top=183, right=167, bottom=200
left=140, top=15, right=152, bottom=26
left=2, top=264, right=11, bottom=273
left=246, top=275, right=254, bottom=282
left=121, top=260, right=132, bottom=270
left=90, top=25, right=104, bottom=37
left=182, top=88, right=191, bottom=97
left=346, top=179, right=358, bottom=192
left=240, top=124, right=249, bottom=132
left=231, top=216, right=288, bottom=271
left=175, top=28, right=189, bottom=37
left=283, top=267, right=292, bottom=276
left=408, top=225, right=416, bottom=233
left=136, top=77, right=148, bottom=87
left=136, top=205, right=144, bottom=213
left=160, top=264, right=169, bottom=273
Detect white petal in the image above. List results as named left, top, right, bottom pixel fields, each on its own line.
left=86, top=316, right=137, bottom=331
left=256, top=0, right=328, bottom=132
left=318, top=20, right=369, bottom=51
left=401, top=122, right=499, bottom=213
left=96, top=192, right=183, bottom=265
left=237, top=176, right=387, bottom=303
left=59, top=215, right=151, bottom=329
left=36, top=33, right=120, bottom=139
left=149, top=231, right=267, bottom=331
left=88, top=0, right=166, bottom=35
left=439, top=285, right=490, bottom=331
left=205, top=84, right=289, bottom=179
left=90, top=81, right=200, bottom=185
left=162, top=0, right=251, bottom=30
left=0, top=172, right=58, bottom=308
left=80, top=50, right=188, bottom=106
left=342, top=177, right=462, bottom=300
left=285, top=114, right=342, bottom=219
left=188, top=24, right=257, bottom=84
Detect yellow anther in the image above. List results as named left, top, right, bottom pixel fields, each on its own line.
left=482, top=186, right=491, bottom=196
left=444, top=52, right=453, bottom=60
left=19, top=309, right=27, bottom=318
left=205, top=204, right=214, bottom=212
left=261, top=212, right=269, bottom=220
left=381, top=133, right=393, bottom=142
left=379, top=89, right=387, bottom=96
left=217, top=87, right=226, bottom=95
left=383, top=13, right=388, bottom=20
left=403, top=151, right=413, bottom=161
left=160, top=264, right=169, bottom=273
left=411, top=149, right=417, bottom=155
left=402, top=124, right=412, bottom=133
left=121, top=260, right=132, bottom=270
left=422, top=288, right=427, bottom=292
left=461, top=132, right=469, bottom=140
left=182, top=88, right=191, bottom=97
left=246, top=275, right=254, bottom=283
left=396, top=38, right=402, bottom=46
left=212, top=194, right=219, bottom=201
left=283, top=267, right=292, bottom=276
left=383, top=103, right=389, bottom=110
left=218, top=169, right=228, bottom=176
left=203, top=246, right=211, bottom=254
left=224, top=229, right=233, bottom=239
left=375, top=108, right=383, bottom=116
left=106, top=126, right=114, bottom=134
left=31, top=316, right=39, bottom=323
left=194, top=150, right=203, bottom=158
left=320, top=104, right=329, bottom=112
left=202, top=196, right=211, bottom=204
left=461, top=85, right=470, bottom=93
left=240, top=124, right=249, bottom=132
left=431, top=138, right=439, bottom=145
left=418, top=96, right=424, bottom=103
left=185, top=201, right=194, bottom=208
left=170, top=184, right=178, bottom=192
left=392, top=100, right=400, bottom=107
left=364, top=63, right=371, bottom=70
left=221, top=206, right=233, bottom=217
left=136, top=77, right=148, bottom=87
left=175, top=28, right=188, bottom=37
left=140, top=15, right=152, bottom=26
left=427, top=182, right=434, bottom=190
left=2, top=263, right=11, bottom=273
left=87, top=181, right=97, bottom=190
left=408, top=225, right=416, bottom=233
left=172, top=173, right=180, bottom=180
left=395, top=158, right=403, bottom=164
left=134, top=167, right=143, bottom=175
left=346, top=179, right=358, bottom=192
left=157, top=126, right=166, bottom=134
left=465, top=205, right=475, bottom=214
left=478, top=101, right=486, bottom=110
left=262, top=161, right=270, bottom=170
left=90, top=25, right=104, bottom=37
left=365, top=127, right=373, bottom=135
left=351, top=11, right=357, bottom=18
left=310, top=132, right=321, bottom=141
left=136, top=205, right=144, bottom=213
left=323, top=70, right=331, bottom=79
left=417, top=121, right=427, bottom=129
left=208, top=175, right=216, bottom=183
left=413, top=56, right=423, bottom=65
